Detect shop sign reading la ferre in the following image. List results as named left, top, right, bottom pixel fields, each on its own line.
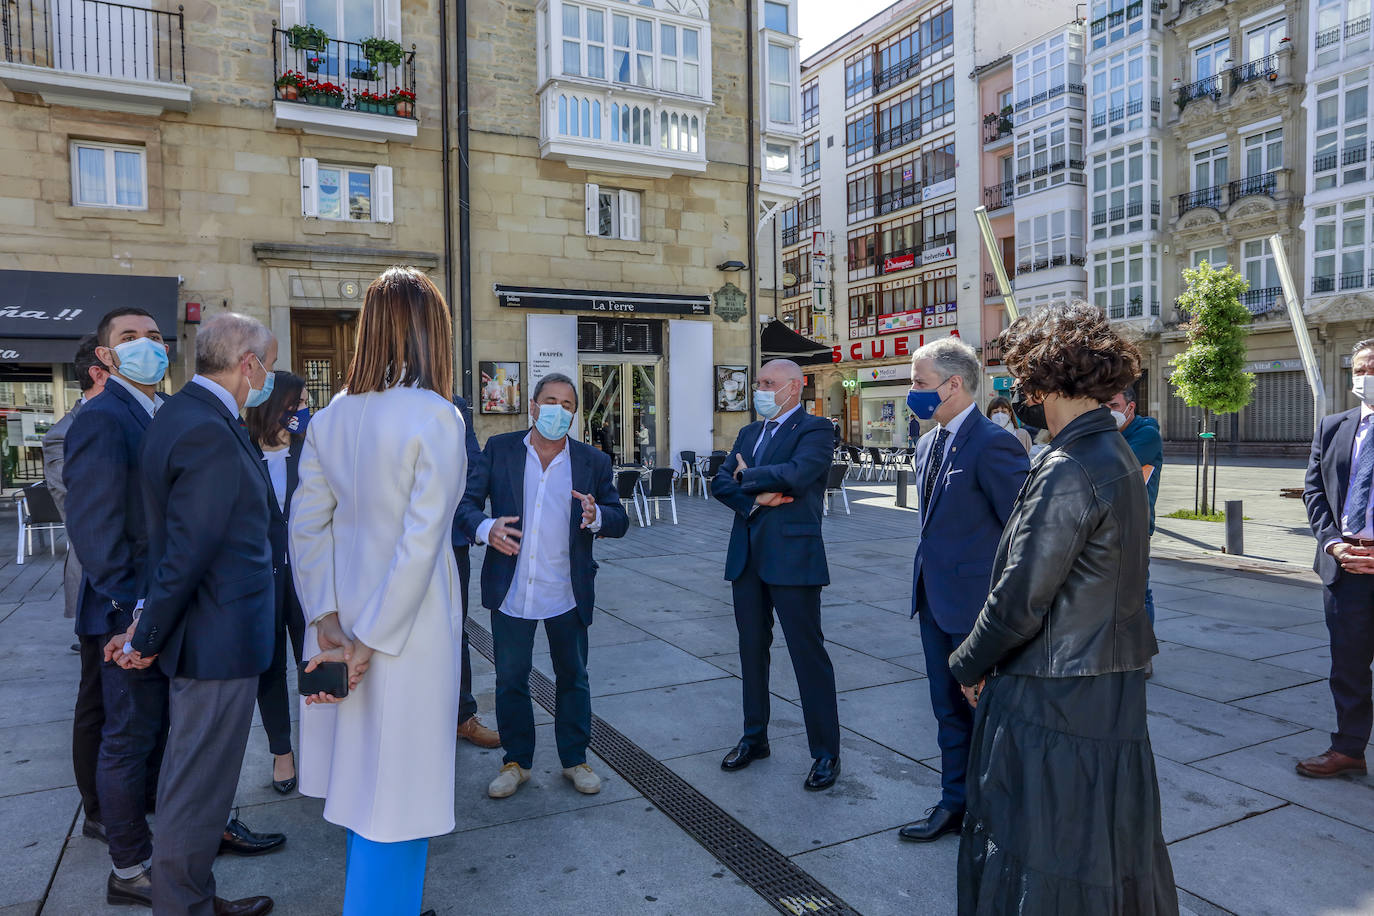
left=832, top=328, right=960, bottom=363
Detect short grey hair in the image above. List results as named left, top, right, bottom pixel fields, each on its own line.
left=195, top=312, right=274, bottom=375
left=912, top=336, right=980, bottom=395
left=1353, top=338, right=1374, bottom=362
left=532, top=371, right=579, bottom=409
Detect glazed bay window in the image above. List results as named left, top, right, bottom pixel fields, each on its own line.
left=767, top=41, right=794, bottom=125
left=847, top=167, right=877, bottom=222
left=848, top=225, right=879, bottom=280
left=1092, top=244, right=1156, bottom=318
left=301, top=159, right=394, bottom=222
left=71, top=141, right=147, bottom=210
left=1312, top=75, right=1369, bottom=191
left=584, top=183, right=641, bottom=241
left=1314, top=0, right=1371, bottom=67
left=1016, top=210, right=1086, bottom=273
left=802, top=80, right=819, bottom=131
left=919, top=71, right=955, bottom=135
left=1310, top=200, right=1373, bottom=292
left=1089, top=43, right=1157, bottom=142
left=1015, top=117, right=1085, bottom=193
left=849, top=283, right=878, bottom=338
left=918, top=5, right=954, bottom=70
left=846, top=109, right=876, bottom=166
left=1090, top=140, right=1158, bottom=239
left=845, top=49, right=874, bottom=108
left=1013, top=31, right=1084, bottom=121
left=1090, top=0, right=1151, bottom=51
left=876, top=150, right=921, bottom=215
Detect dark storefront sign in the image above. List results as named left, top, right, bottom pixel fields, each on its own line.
left=0, top=270, right=180, bottom=362
left=495, top=284, right=711, bottom=317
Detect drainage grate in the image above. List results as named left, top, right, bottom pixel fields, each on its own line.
left=465, top=619, right=859, bottom=916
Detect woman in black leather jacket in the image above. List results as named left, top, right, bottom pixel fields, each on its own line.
left=949, top=302, right=1177, bottom=915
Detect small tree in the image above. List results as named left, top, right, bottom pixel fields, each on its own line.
left=1169, top=261, right=1254, bottom=514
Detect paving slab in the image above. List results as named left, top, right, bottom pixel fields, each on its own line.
left=0, top=720, right=76, bottom=797
left=1170, top=805, right=1374, bottom=916
left=703, top=643, right=915, bottom=702
left=0, top=785, right=77, bottom=909
left=790, top=827, right=959, bottom=914
left=824, top=567, right=912, bottom=605
left=1259, top=644, right=1333, bottom=679
left=1153, top=587, right=1322, bottom=629
left=0, top=605, right=80, bottom=684
left=533, top=638, right=728, bottom=699
left=1232, top=679, right=1342, bottom=734
left=1146, top=684, right=1307, bottom=764
left=1153, top=757, right=1285, bottom=843
left=614, top=608, right=759, bottom=659
left=885, top=651, right=928, bottom=675
left=818, top=602, right=922, bottom=660
left=666, top=731, right=943, bottom=857
left=1180, top=574, right=1326, bottom=613
left=833, top=681, right=941, bottom=764
left=1148, top=563, right=1228, bottom=586
left=1149, top=643, right=1321, bottom=702
left=0, top=671, right=82, bottom=729
left=583, top=614, right=655, bottom=649
left=1153, top=614, right=1326, bottom=661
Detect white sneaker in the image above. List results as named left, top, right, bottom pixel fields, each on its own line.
left=487, top=762, right=530, bottom=798
left=562, top=763, right=602, bottom=795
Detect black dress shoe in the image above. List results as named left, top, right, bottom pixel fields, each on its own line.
left=271, top=753, right=297, bottom=795
left=213, top=895, right=274, bottom=916
left=899, top=805, right=963, bottom=842
left=219, top=818, right=286, bottom=857
left=82, top=818, right=108, bottom=844
left=107, top=867, right=153, bottom=907
left=721, top=740, right=770, bottom=771
left=804, top=755, right=840, bottom=791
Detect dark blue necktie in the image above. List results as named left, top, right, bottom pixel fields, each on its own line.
left=754, top=420, right=776, bottom=461
left=1346, top=418, right=1374, bottom=533
left=923, top=428, right=950, bottom=508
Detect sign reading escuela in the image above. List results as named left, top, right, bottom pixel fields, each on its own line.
left=497, top=284, right=710, bottom=317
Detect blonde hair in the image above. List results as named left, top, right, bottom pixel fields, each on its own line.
left=345, top=267, right=454, bottom=397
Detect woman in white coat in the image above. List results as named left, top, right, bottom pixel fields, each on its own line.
left=289, top=267, right=465, bottom=915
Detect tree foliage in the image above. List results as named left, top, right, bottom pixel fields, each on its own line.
left=1169, top=261, right=1254, bottom=414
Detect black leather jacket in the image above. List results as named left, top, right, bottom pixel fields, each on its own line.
left=949, top=407, right=1156, bottom=685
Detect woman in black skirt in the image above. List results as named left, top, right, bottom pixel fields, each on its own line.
left=949, top=301, right=1177, bottom=915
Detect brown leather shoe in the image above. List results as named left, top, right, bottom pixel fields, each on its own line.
left=457, top=714, right=501, bottom=749
left=1296, top=749, right=1368, bottom=778
left=213, top=895, right=273, bottom=916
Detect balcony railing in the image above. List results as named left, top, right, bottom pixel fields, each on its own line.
left=781, top=225, right=799, bottom=247
left=1014, top=82, right=1086, bottom=112
left=1348, top=15, right=1371, bottom=39
left=1015, top=158, right=1083, bottom=184
left=1231, top=53, right=1279, bottom=90
left=983, top=337, right=1004, bottom=365
left=1315, top=26, right=1341, bottom=49
left=1014, top=252, right=1086, bottom=275
left=876, top=184, right=921, bottom=216
left=1, top=0, right=186, bottom=83
left=1344, top=143, right=1369, bottom=166
left=1240, top=287, right=1283, bottom=315
left=874, top=54, right=920, bottom=93
left=1308, top=273, right=1373, bottom=294
left=272, top=28, right=415, bottom=119
left=1340, top=269, right=1372, bottom=291
left=1176, top=73, right=1223, bottom=110
left=983, top=180, right=1013, bottom=210
left=984, top=274, right=1001, bottom=298
left=1177, top=185, right=1225, bottom=214
left=538, top=82, right=709, bottom=176
left=1314, top=149, right=1338, bottom=172
left=983, top=113, right=1013, bottom=144
left=875, top=118, right=921, bottom=154
left=1228, top=172, right=1277, bottom=201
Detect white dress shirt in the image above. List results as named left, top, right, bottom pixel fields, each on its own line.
left=754, top=402, right=803, bottom=460
left=1342, top=405, right=1374, bottom=540
left=477, top=434, right=602, bottom=620
left=937, top=400, right=977, bottom=439
left=108, top=374, right=163, bottom=417
left=190, top=374, right=240, bottom=418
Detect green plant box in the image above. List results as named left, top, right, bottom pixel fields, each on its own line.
left=356, top=101, right=395, bottom=115
left=305, top=94, right=343, bottom=108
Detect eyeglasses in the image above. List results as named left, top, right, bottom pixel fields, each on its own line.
left=752, top=379, right=795, bottom=391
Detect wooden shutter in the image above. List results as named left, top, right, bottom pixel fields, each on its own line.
left=618, top=189, right=640, bottom=241
left=373, top=165, right=394, bottom=222
left=585, top=182, right=599, bottom=235
left=279, top=0, right=301, bottom=29
left=300, top=157, right=319, bottom=218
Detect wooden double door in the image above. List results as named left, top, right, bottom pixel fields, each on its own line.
left=291, top=309, right=357, bottom=408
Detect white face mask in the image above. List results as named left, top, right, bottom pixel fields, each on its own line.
left=1354, top=374, right=1374, bottom=406
left=1110, top=409, right=1128, bottom=429
left=990, top=412, right=1012, bottom=429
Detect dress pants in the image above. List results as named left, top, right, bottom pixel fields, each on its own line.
left=151, top=675, right=257, bottom=916
left=97, top=644, right=169, bottom=869
left=455, top=545, right=477, bottom=724
left=1325, top=571, right=1374, bottom=758
left=917, top=582, right=973, bottom=813
left=255, top=583, right=306, bottom=756
left=490, top=607, right=590, bottom=769
left=731, top=562, right=841, bottom=760
left=343, top=830, right=428, bottom=916
left=73, top=634, right=107, bottom=824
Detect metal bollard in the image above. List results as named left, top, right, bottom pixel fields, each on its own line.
left=895, top=469, right=910, bottom=508
left=1225, top=499, right=1243, bottom=555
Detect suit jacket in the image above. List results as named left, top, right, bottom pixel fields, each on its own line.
left=711, top=408, right=832, bottom=587
left=132, top=382, right=276, bottom=680
left=455, top=431, right=629, bottom=626
left=42, top=399, right=85, bottom=618
left=450, top=395, right=483, bottom=549
left=63, top=382, right=154, bottom=637
left=1305, top=406, right=1368, bottom=586
left=913, top=406, right=1028, bottom=633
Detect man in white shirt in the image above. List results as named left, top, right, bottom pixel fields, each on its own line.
left=455, top=373, right=630, bottom=799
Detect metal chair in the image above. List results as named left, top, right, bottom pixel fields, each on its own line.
left=866, top=446, right=886, bottom=481
left=701, top=453, right=728, bottom=498
left=614, top=469, right=648, bottom=527
left=17, top=481, right=64, bottom=564
left=823, top=463, right=851, bottom=516
left=678, top=450, right=699, bottom=496
left=642, top=467, right=679, bottom=524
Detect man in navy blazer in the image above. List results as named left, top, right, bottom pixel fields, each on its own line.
left=899, top=337, right=1027, bottom=843
left=455, top=373, right=629, bottom=799
left=63, top=307, right=171, bottom=901
left=1299, top=338, right=1374, bottom=779
left=116, top=313, right=281, bottom=916
left=712, top=358, right=842, bottom=791
left=450, top=394, right=501, bottom=749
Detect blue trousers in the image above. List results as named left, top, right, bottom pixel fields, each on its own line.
left=491, top=607, right=591, bottom=769
left=344, top=830, right=428, bottom=916
left=97, top=645, right=168, bottom=868
left=917, top=586, right=972, bottom=813
left=1144, top=570, right=1155, bottom=624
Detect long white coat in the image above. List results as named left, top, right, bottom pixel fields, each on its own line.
left=289, top=386, right=466, bottom=843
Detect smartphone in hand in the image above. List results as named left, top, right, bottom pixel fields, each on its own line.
left=298, top=660, right=349, bottom=699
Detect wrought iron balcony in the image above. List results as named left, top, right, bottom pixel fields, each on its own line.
left=1350, top=15, right=1372, bottom=39
left=1339, top=269, right=1371, bottom=291
left=1343, top=143, right=1369, bottom=166
left=875, top=117, right=921, bottom=154
left=984, top=273, right=1001, bottom=298
left=983, top=181, right=1013, bottom=211
left=876, top=184, right=921, bottom=216
left=1177, top=185, right=1226, bottom=214
left=1014, top=81, right=1085, bottom=112
left=1240, top=287, right=1283, bottom=315
left=874, top=54, right=920, bottom=94
left=1313, top=275, right=1335, bottom=293
left=781, top=225, right=799, bottom=247
left=1315, top=26, right=1341, bottom=49
left=0, top=0, right=189, bottom=112
left=1228, top=172, right=1277, bottom=201
left=1231, top=53, right=1279, bottom=90
left=272, top=27, right=418, bottom=142
left=1176, top=74, right=1223, bottom=110
left=1314, top=150, right=1338, bottom=172
left=983, top=113, right=1013, bottom=144
left=983, top=337, right=1004, bottom=365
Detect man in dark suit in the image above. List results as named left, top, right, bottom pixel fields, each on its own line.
left=899, top=337, right=1027, bottom=842
left=63, top=308, right=172, bottom=901
left=451, top=394, right=500, bottom=749
left=1300, top=338, right=1374, bottom=779
left=712, top=358, right=841, bottom=791
left=456, top=372, right=629, bottom=799
left=113, top=312, right=281, bottom=916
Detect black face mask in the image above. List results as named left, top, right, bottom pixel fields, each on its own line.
left=1010, top=386, right=1047, bottom=431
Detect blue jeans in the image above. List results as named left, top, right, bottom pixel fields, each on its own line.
left=1144, top=572, right=1155, bottom=624
left=491, top=607, right=591, bottom=769
left=97, top=645, right=168, bottom=868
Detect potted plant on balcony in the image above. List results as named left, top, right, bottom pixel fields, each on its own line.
left=287, top=23, right=329, bottom=51
left=302, top=78, right=345, bottom=108
left=360, top=37, right=404, bottom=67
left=306, top=55, right=322, bottom=73
left=354, top=88, right=395, bottom=115
left=388, top=87, right=416, bottom=118
left=998, top=104, right=1013, bottom=135
left=275, top=70, right=306, bottom=101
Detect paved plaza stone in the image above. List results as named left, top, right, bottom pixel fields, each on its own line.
left=3, top=457, right=1374, bottom=915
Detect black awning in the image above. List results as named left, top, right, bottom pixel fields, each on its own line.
left=0, top=269, right=179, bottom=364
left=494, top=284, right=711, bottom=317
left=760, top=319, right=833, bottom=366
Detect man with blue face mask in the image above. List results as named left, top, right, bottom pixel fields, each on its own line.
left=455, top=372, right=629, bottom=799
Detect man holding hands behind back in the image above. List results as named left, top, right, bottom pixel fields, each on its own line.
left=712, top=358, right=842, bottom=792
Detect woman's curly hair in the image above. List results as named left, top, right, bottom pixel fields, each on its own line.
left=999, top=301, right=1141, bottom=402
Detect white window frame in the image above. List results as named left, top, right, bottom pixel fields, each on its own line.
left=1012, top=30, right=1083, bottom=120
left=1089, top=43, right=1158, bottom=141
left=766, top=40, right=795, bottom=126
left=1090, top=140, right=1157, bottom=240
left=279, top=0, right=399, bottom=43
left=1244, top=127, right=1283, bottom=175
left=1314, top=0, right=1371, bottom=68
left=70, top=141, right=148, bottom=211
left=764, top=140, right=795, bottom=176
left=1191, top=245, right=1229, bottom=268
left=1244, top=17, right=1288, bottom=61
left=584, top=182, right=641, bottom=241
left=1193, top=37, right=1231, bottom=81
left=1312, top=74, right=1369, bottom=190
left=544, top=0, right=708, bottom=101
left=1242, top=238, right=1280, bottom=292
left=1091, top=244, right=1157, bottom=318
left=300, top=158, right=393, bottom=222
left=1192, top=144, right=1229, bottom=190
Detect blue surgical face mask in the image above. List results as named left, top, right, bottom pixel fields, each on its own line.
left=286, top=407, right=310, bottom=434
left=534, top=403, right=573, bottom=440
left=111, top=337, right=168, bottom=386
left=906, top=377, right=948, bottom=421
left=753, top=389, right=780, bottom=419
left=245, top=354, right=275, bottom=409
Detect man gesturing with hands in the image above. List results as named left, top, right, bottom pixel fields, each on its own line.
left=455, top=372, right=629, bottom=799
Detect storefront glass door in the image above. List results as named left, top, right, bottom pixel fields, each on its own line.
left=580, top=360, right=662, bottom=466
